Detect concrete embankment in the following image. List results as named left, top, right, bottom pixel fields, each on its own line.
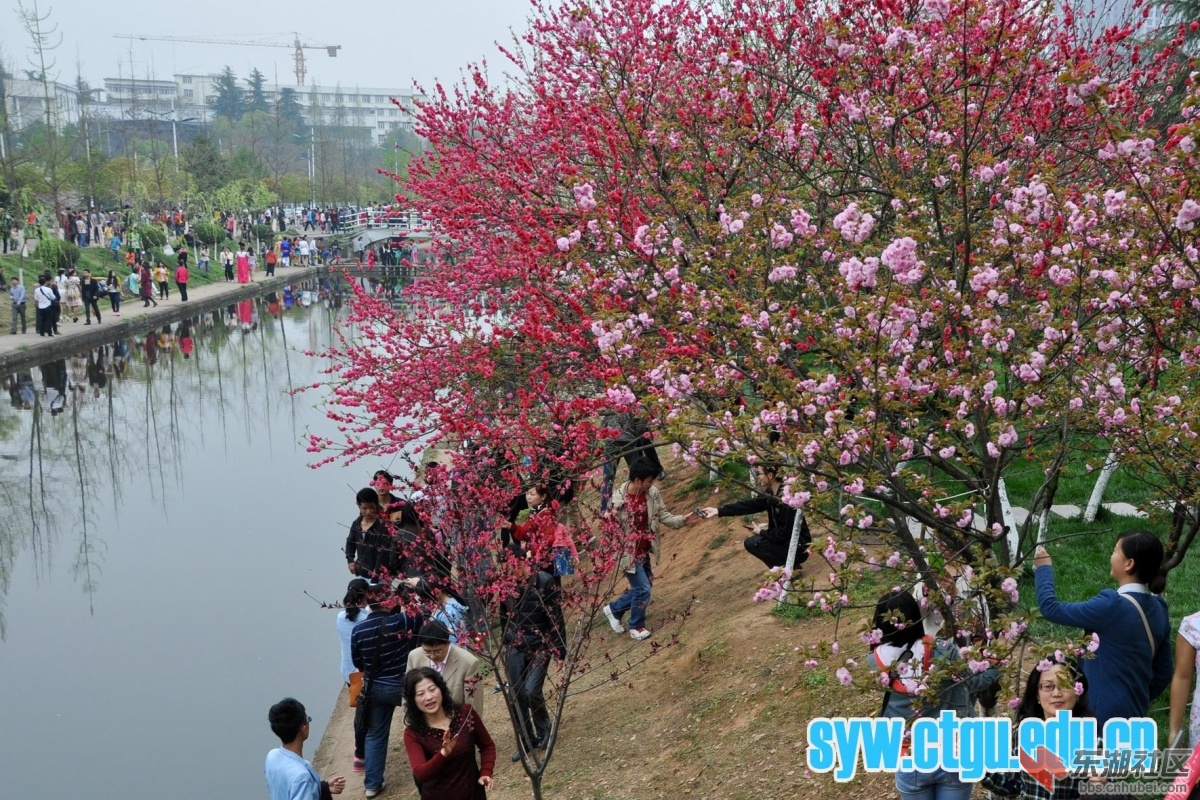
left=0, top=266, right=327, bottom=373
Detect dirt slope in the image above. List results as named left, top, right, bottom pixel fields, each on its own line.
left=315, top=466, right=892, bottom=799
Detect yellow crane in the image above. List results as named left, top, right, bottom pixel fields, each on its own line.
left=113, top=33, right=341, bottom=86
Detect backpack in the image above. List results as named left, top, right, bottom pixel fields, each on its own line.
left=874, top=636, right=935, bottom=717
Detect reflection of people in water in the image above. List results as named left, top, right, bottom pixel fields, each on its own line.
left=158, top=325, right=174, bottom=352
left=113, top=340, right=129, bottom=379
left=178, top=321, right=194, bottom=360
left=6, top=371, right=36, bottom=409
left=266, top=292, right=281, bottom=318
left=68, top=354, right=88, bottom=395
left=144, top=334, right=158, bottom=367
left=282, top=286, right=295, bottom=308
left=87, top=348, right=108, bottom=398
left=40, top=359, right=68, bottom=416
left=238, top=299, right=254, bottom=331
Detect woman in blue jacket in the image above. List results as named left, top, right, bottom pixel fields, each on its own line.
left=1034, top=529, right=1173, bottom=726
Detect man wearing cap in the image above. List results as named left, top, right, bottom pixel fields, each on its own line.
left=405, top=620, right=484, bottom=719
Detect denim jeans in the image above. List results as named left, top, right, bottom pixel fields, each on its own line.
left=599, top=457, right=618, bottom=514
left=364, top=679, right=405, bottom=790
left=505, top=647, right=550, bottom=748
left=608, top=557, right=652, bottom=630
left=894, top=767, right=973, bottom=800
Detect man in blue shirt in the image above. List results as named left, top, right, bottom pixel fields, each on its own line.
left=264, top=698, right=345, bottom=800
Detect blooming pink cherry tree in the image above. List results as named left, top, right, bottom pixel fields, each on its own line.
left=313, top=0, right=1200, bottom=775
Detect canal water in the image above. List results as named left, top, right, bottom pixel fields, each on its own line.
left=0, top=284, right=389, bottom=798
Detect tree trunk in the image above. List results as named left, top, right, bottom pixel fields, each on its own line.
left=997, top=478, right=1019, bottom=566
left=777, top=509, right=807, bottom=606
left=1083, top=451, right=1119, bottom=523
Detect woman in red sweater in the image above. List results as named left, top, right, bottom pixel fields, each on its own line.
left=403, top=667, right=496, bottom=800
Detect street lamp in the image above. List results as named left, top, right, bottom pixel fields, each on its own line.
left=146, top=99, right=196, bottom=161
left=292, top=126, right=316, bottom=206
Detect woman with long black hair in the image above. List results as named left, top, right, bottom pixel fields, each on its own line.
left=105, top=269, right=122, bottom=316
left=1035, top=530, right=1173, bottom=726
left=403, top=666, right=496, bottom=800
left=870, top=589, right=1000, bottom=800
left=336, top=578, right=371, bottom=773
left=984, top=660, right=1095, bottom=799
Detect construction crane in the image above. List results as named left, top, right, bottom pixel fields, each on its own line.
left=113, top=33, right=341, bottom=86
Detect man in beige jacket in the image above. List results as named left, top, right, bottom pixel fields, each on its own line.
left=405, top=620, right=484, bottom=719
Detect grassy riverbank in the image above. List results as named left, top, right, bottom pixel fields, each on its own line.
left=0, top=247, right=249, bottom=335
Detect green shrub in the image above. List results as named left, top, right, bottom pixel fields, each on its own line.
left=251, top=224, right=275, bottom=246
left=137, top=225, right=167, bottom=249
left=33, top=238, right=80, bottom=271
left=194, top=222, right=226, bottom=247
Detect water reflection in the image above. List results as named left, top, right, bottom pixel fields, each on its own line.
left=0, top=279, right=370, bottom=800
left=0, top=281, right=346, bottom=638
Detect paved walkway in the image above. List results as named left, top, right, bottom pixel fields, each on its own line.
left=0, top=266, right=324, bottom=371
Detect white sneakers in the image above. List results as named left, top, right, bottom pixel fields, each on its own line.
left=603, top=604, right=651, bottom=640
left=602, top=604, right=624, bottom=633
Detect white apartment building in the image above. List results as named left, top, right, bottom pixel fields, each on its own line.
left=2, top=78, right=84, bottom=131
left=99, top=73, right=418, bottom=144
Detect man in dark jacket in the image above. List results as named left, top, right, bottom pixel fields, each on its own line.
left=372, top=470, right=444, bottom=581
left=345, top=488, right=396, bottom=580
left=80, top=270, right=103, bottom=324
left=599, top=412, right=664, bottom=512
left=701, top=464, right=810, bottom=570
left=501, top=550, right=566, bottom=761
left=350, top=596, right=423, bottom=799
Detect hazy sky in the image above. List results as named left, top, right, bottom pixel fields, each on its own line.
left=1, top=0, right=542, bottom=92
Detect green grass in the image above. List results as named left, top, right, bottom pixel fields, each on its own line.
left=1001, top=456, right=1155, bottom=510
left=805, top=668, right=830, bottom=688
left=771, top=602, right=824, bottom=622
left=707, top=533, right=730, bottom=550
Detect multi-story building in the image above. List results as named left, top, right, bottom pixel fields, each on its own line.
left=96, top=73, right=419, bottom=144
left=99, top=76, right=188, bottom=122
left=1, top=78, right=84, bottom=132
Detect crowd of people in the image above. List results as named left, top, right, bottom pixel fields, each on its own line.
left=261, top=420, right=838, bottom=800
left=4, top=231, right=340, bottom=339
left=4, top=285, right=335, bottom=418
left=0, top=204, right=345, bottom=268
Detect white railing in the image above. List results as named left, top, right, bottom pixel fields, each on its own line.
left=340, top=210, right=431, bottom=235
